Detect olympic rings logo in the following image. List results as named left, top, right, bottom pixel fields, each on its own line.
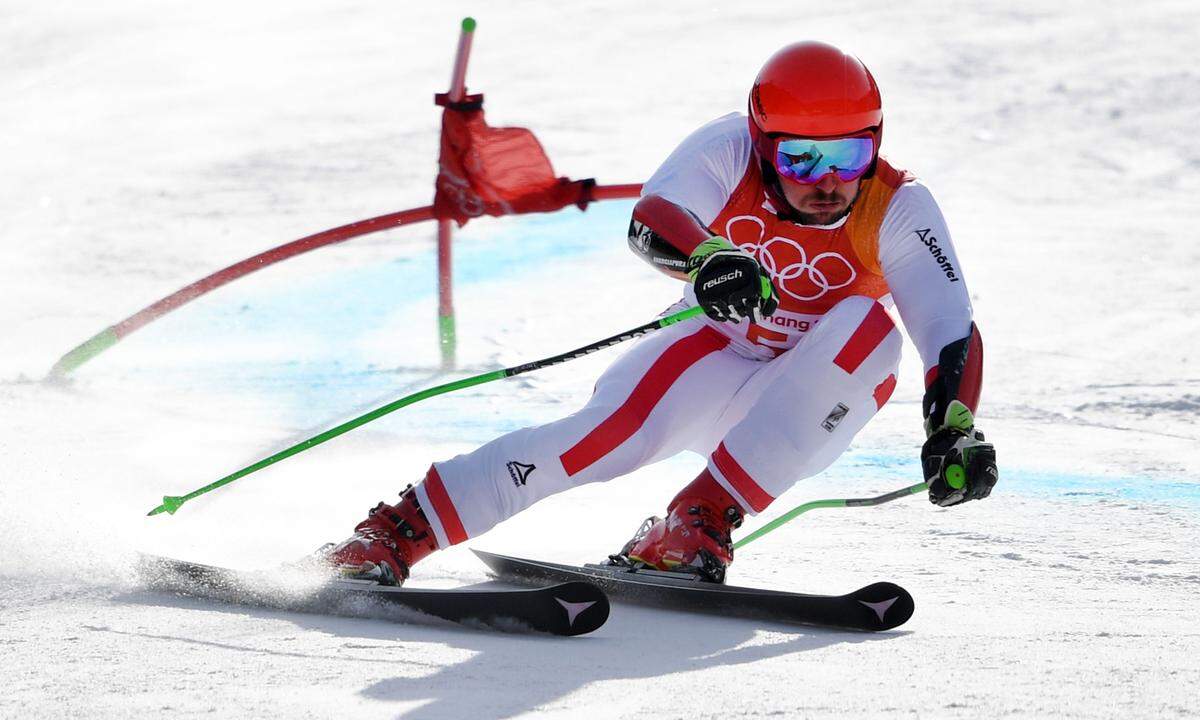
left=724, top=216, right=856, bottom=302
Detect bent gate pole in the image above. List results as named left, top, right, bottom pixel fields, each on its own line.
left=47, top=183, right=643, bottom=379
left=47, top=206, right=436, bottom=378
left=47, top=181, right=642, bottom=379
left=47, top=14, right=644, bottom=380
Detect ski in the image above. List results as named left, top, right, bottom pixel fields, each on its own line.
left=137, top=554, right=609, bottom=636
left=473, top=549, right=913, bottom=632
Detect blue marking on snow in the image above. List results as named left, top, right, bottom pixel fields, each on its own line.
left=111, top=200, right=1200, bottom=511
left=143, top=199, right=632, bottom=345
left=828, top=451, right=1200, bottom=510
left=114, top=200, right=635, bottom=426
left=1011, top=468, right=1200, bottom=507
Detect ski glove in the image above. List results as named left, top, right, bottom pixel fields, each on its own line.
left=921, top=400, right=998, bottom=507
left=687, top=236, right=778, bottom=324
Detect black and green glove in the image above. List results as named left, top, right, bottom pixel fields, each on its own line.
left=921, top=400, right=998, bottom=507
left=687, top=236, right=778, bottom=324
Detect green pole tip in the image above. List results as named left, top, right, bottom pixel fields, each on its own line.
left=462, top=17, right=476, bottom=32
left=148, top=495, right=185, bottom=517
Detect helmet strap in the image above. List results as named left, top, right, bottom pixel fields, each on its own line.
left=862, top=123, right=883, bottom=179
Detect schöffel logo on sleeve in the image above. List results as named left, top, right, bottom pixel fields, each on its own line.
left=506, top=461, right=536, bottom=487
left=912, top=228, right=960, bottom=282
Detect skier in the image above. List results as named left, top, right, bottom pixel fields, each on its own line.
left=323, top=41, right=998, bottom=585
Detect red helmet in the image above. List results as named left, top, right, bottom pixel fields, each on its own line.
left=749, top=41, right=883, bottom=167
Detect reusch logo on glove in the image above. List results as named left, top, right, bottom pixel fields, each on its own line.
left=702, top=269, right=743, bottom=291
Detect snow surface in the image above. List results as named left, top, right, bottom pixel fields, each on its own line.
left=3, top=1, right=1199, bottom=718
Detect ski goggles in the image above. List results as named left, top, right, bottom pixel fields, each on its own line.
left=773, top=135, right=875, bottom=184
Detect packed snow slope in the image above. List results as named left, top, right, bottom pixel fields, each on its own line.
left=2, top=1, right=1198, bottom=718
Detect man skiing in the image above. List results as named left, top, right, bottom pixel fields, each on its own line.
left=323, top=41, right=998, bottom=585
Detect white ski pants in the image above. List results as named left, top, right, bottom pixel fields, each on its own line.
left=413, top=296, right=902, bottom=548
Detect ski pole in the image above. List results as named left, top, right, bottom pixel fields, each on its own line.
left=732, top=481, right=928, bottom=550
left=146, top=305, right=706, bottom=517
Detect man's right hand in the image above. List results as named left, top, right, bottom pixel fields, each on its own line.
left=687, top=237, right=778, bottom=323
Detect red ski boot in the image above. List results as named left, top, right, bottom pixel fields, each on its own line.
left=322, top=485, right=439, bottom=585
left=620, top=469, right=744, bottom=583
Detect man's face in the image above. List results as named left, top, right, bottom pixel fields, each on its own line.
left=779, top=173, right=862, bottom=226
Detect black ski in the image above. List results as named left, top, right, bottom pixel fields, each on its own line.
left=473, top=549, right=913, bottom=632
left=137, top=554, right=609, bottom=636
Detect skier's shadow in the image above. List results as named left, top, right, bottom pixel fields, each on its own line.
left=120, top=578, right=905, bottom=719
left=280, top=585, right=904, bottom=719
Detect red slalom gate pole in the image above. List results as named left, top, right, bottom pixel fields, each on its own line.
left=436, top=17, right=477, bottom=370
left=48, top=15, right=641, bottom=381
left=436, top=218, right=455, bottom=369
left=48, top=206, right=436, bottom=378
left=589, top=184, right=642, bottom=201
left=448, top=17, right=475, bottom=98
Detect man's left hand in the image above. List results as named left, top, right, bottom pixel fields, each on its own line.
left=922, top=403, right=998, bottom=507
left=688, top=236, right=778, bottom=324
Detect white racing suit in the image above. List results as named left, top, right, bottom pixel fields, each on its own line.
left=413, top=113, right=977, bottom=548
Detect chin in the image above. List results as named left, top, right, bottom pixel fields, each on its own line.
left=798, top=206, right=849, bottom=225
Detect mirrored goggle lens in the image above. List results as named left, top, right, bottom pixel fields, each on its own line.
left=774, top=137, right=875, bottom=184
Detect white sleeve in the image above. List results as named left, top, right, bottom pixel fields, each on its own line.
left=640, top=113, right=753, bottom=226
left=878, top=181, right=975, bottom=373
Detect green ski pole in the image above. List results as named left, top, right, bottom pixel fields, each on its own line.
left=733, top=481, right=928, bottom=550
left=147, top=305, right=705, bottom=517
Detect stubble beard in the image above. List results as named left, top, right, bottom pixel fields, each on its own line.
left=791, top=189, right=854, bottom=226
